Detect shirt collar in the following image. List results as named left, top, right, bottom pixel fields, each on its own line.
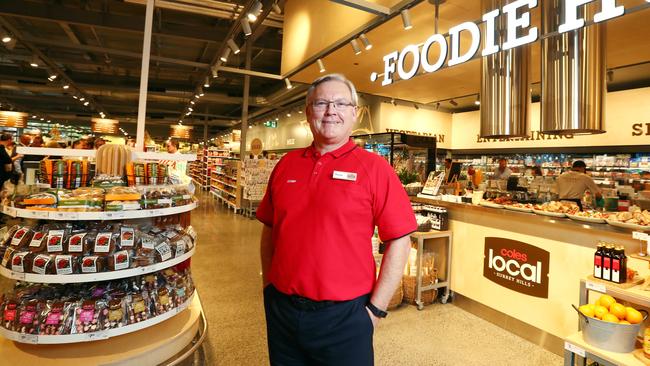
left=303, top=139, right=357, bottom=159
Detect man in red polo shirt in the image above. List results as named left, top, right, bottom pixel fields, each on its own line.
left=257, top=74, right=416, bottom=365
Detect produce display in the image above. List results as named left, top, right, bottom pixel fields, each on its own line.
left=12, top=185, right=193, bottom=212
left=0, top=222, right=196, bottom=274
left=0, top=267, right=194, bottom=335
left=578, top=294, right=644, bottom=325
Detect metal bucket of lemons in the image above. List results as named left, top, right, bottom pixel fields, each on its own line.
left=576, top=294, right=647, bottom=353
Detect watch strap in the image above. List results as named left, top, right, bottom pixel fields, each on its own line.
left=366, top=301, right=388, bottom=318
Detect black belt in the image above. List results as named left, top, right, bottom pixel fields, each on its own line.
left=288, top=295, right=341, bottom=311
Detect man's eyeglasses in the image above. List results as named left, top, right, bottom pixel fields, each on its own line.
left=311, top=99, right=356, bottom=111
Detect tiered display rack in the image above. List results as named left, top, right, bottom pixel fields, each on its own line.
left=0, top=149, right=206, bottom=364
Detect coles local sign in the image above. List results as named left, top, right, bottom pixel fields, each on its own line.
left=375, top=0, right=628, bottom=84
left=484, top=237, right=550, bottom=298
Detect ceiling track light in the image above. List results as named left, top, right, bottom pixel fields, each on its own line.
left=1, top=32, right=11, bottom=43
left=79, top=97, right=85, bottom=101
left=359, top=33, right=372, bottom=50
left=390, top=98, right=396, bottom=106
left=400, top=9, right=413, bottom=30
left=240, top=18, right=252, bottom=36
left=4, top=38, right=16, bottom=50
left=284, top=78, right=293, bottom=89
left=83, top=101, right=89, bottom=106
left=227, top=39, right=240, bottom=55
left=316, top=59, right=325, bottom=73
left=220, top=47, right=231, bottom=63
left=350, top=39, right=362, bottom=55
left=62, top=84, right=69, bottom=90
left=474, top=95, right=481, bottom=106
left=203, top=76, right=210, bottom=88
left=435, top=102, right=440, bottom=110
left=196, top=86, right=204, bottom=97
left=248, top=1, right=263, bottom=22
left=211, top=65, right=219, bottom=78
left=449, top=99, right=458, bottom=107
left=29, top=56, right=39, bottom=68
left=413, top=103, right=419, bottom=110
left=190, top=100, right=195, bottom=105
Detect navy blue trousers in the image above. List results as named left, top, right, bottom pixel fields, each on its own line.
left=263, top=285, right=374, bottom=366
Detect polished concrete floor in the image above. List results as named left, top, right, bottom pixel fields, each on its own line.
left=185, top=193, right=563, bottom=366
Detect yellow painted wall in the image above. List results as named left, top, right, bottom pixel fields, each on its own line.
left=377, top=103, right=453, bottom=149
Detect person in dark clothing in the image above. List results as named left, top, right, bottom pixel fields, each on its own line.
left=0, top=134, right=15, bottom=188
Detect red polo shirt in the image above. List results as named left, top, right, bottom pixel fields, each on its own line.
left=257, top=139, right=417, bottom=301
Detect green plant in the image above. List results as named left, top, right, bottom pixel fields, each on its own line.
left=397, top=168, right=420, bottom=185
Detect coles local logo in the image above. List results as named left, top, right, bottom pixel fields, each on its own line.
left=483, top=237, right=550, bottom=299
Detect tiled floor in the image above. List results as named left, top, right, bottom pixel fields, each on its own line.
left=182, top=193, right=562, bottom=365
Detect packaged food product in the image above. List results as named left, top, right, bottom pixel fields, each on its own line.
left=66, top=230, right=91, bottom=254
left=108, top=250, right=131, bottom=271
left=2, top=298, right=19, bottom=331
left=103, top=297, right=127, bottom=330
left=93, top=231, right=115, bottom=255
left=17, top=299, right=41, bottom=334
left=73, top=299, right=104, bottom=334
left=51, top=160, right=67, bottom=189
left=39, top=301, right=73, bottom=335
left=105, top=200, right=141, bottom=211
left=9, top=226, right=33, bottom=248
left=22, top=192, right=57, bottom=206
left=92, top=175, right=125, bottom=189
left=32, top=254, right=55, bottom=274
left=152, top=286, right=175, bottom=315
left=1, top=247, right=16, bottom=268
left=105, top=186, right=141, bottom=202
left=126, top=293, right=151, bottom=324
left=54, top=255, right=79, bottom=275
left=2, top=225, right=21, bottom=247
left=81, top=255, right=106, bottom=273
left=28, top=229, right=48, bottom=253
left=46, top=229, right=66, bottom=254
left=155, top=240, right=173, bottom=263
left=119, top=226, right=136, bottom=248
left=10, top=251, right=33, bottom=273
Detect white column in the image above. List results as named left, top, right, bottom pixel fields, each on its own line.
left=135, top=0, right=155, bottom=151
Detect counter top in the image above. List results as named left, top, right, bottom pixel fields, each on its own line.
left=411, top=196, right=643, bottom=238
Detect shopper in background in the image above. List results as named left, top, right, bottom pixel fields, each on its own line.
left=0, top=134, right=15, bottom=188
left=94, top=138, right=106, bottom=149
left=257, top=74, right=416, bottom=366
left=531, top=166, right=543, bottom=177
left=164, top=139, right=190, bottom=186
left=492, top=158, right=512, bottom=180
left=31, top=135, right=44, bottom=147
left=71, top=139, right=86, bottom=149
left=126, top=138, right=136, bottom=148
left=557, top=160, right=602, bottom=211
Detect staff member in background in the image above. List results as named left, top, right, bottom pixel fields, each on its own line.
left=531, top=166, right=543, bottom=177
left=443, top=158, right=452, bottom=181
left=492, top=158, right=512, bottom=180
left=0, top=134, right=15, bottom=188
left=557, top=160, right=602, bottom=211
left=467, top=165, right=483, bottom=189
left=257, top=74, right=416, bottom=366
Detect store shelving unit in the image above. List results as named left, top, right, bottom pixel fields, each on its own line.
left=409, top=231, right=453, bottom=309
left=189, top=148, right=206, bottom=189
left=563, top=278, right=650, bottom=365
left=0, top=151, right=206, bottom=363
left=210, top=158, right=241, bottom=212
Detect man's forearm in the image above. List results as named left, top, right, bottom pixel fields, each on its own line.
left=370, top=235, right=411, bottom=310
left=260, top=225, right=274, bottom=286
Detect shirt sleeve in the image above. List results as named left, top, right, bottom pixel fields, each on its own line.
left=583, top=175, right=602, bottom=196
left=256, top=161, right=281, bottom=226
left=372, top=161, right=417, bottom=242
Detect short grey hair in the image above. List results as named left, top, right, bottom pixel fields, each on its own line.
left=305, top=73, right=359, bottom=106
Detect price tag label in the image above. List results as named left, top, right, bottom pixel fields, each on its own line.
left=87, top=330, right=109, bottom=340
left=3, top=206, right=17, bottom=217
left=10, top=271, right=25, bottom=280
left=633, top=232, right=649, bottom=241
left=564, top=341, right=586, bottom=358
left=586, top=281, right=607, bottom=293
left=53, top=212, right=78, bottom=220
left=24, top=210, right=49, bottom=219
left=103, top=212, right=124, bottom=219
left=18, top=334, right=38, bottom=343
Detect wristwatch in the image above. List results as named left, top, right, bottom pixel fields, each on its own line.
left=366, top=301, right=388, bottom=318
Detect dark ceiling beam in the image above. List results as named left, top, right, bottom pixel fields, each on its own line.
left=0, top=16, right=110, bottom=116
left=58, top=22, right=94, bottom=62
left=0, top=1, right=229, bottom=45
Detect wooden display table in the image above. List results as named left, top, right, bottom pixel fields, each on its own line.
left=409, top=230, right=453, bottom=309
left=0, top=293, right=206, bottom=365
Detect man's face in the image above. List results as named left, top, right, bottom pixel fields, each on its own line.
left=444, top=161, right=451, bottom=169
left=306, top=80, right=357, bottom=146
left=166, top=142, right=176, bottom=153
left=498, top=160, right=507, bottom=170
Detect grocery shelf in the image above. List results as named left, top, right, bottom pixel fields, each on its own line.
left=0, top=247, right=195, bottom=283
left=1, top=202, right=198, bottom=221
left=564, top=331, right=645, bottom=366
left=579, top=278, right=650, bottom=309
left=16, top=147, right=95, bottom=158
left=212, top=186, right=236, bottom=198
left=212, top=178, right=237, bottom=189
left=0, top=293, right=195, bottom=344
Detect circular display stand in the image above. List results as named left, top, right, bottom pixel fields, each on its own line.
left=0, top=293, right=206, bottom=365
left=2, top=202, right=198, bottom=221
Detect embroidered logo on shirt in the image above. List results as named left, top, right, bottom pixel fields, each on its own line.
left=287, top=179, right=297, bottom=183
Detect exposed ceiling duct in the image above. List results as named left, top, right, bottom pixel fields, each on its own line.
left=479, top=0, right=531, bottom=138
left=540, top=0, right=606, bottom=135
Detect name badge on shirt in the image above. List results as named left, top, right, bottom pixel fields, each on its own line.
left=332, top=170, right=357, bottom=181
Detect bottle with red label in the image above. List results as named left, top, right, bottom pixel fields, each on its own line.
left=602, top=245, right=614, bottom=281
left=611, top=246, right=627, bottom=284
left=594, top=243, right=605, bottom=279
